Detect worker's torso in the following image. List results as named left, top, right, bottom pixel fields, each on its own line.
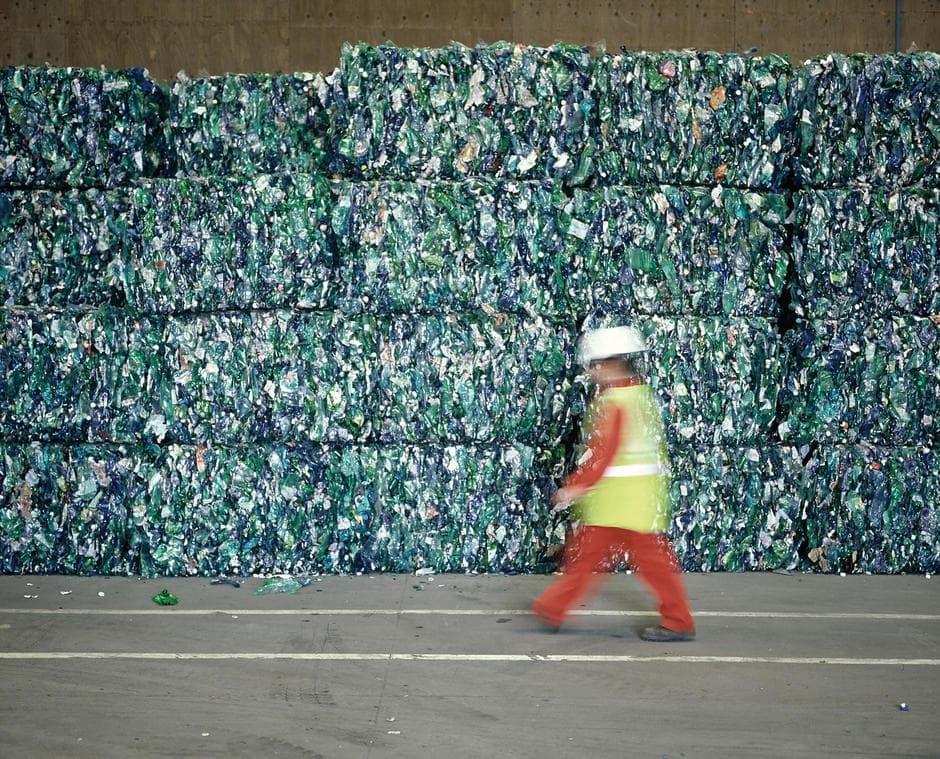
left=575, top=383, right=671, bottom=533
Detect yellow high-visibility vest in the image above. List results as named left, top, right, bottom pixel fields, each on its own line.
left=574, top=383, right=671, bottom=534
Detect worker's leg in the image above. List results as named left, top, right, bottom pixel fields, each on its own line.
left=532, top=526, right=625, bottom=627
left=624, top=531, right=695, bottom=634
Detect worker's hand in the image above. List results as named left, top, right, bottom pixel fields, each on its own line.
left=551, top=485, right=587, bottom=513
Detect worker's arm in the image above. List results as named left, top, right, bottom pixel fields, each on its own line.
left=552, top=403, right=624, bottom=510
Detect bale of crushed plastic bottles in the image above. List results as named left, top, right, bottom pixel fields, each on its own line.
left=168, top=72, right=333, bottom=177
left=158, top=311, right=380, bottom=445
left=331, top=43, right=595, bottom=185
left=792, top=53, right=940, bottom=188
left=791, top=187, right=940, bottom=318
left=376, top=314, right=576, bottom=446
left=0, top=66, right=168, bottom=189
left=594, top=51, right=796, bottom=189
left=800, top=445, right=939, bottom=574
left=563, top=185, right=789, bottom=318
left=0, top=188, right=131, bottom=307
left=779, top=317, right=940, bottom=446
left=0, top=308, right=164, bottom=443
left=127, top=174, right=333, bottom=311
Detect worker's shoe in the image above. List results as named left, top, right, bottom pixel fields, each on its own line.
left=532, top=602, right=563, bottom=632
left=640, top=625, right=695, bottom=642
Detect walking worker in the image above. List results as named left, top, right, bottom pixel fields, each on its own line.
left=533, top=326, right=696, bottom=641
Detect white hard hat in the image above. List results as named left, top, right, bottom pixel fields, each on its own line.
left=578, top=326, right=648, bottom=366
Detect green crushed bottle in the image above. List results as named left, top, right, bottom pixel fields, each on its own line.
left=152, top=589, right=179, bottom=606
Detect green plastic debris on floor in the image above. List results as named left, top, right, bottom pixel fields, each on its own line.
left=0, top=66, right=167, bottom=189
left=127, top=174, right=332, bottom=311
left=594, top=52, right=796, bottom=189
left=152, top=589, right=179, bottom=605
left=331, top=43, right=595, bottom=184
left=563, top=185, right=789, bottom=317
left=254, top=576, right=309, bottom=594
left=793, top=53, right=940, bottom=188
left=377, top=314, right=576, bottom=445
left=0, top=188, right=131, bottom=307
left=669, top=446, right=802, bottom=571
left=780, top=317, right=940, bottom=446
left=801, top=445, right=939, bottom=574
left=791, top=188, right=940, bottom=318
left=578, top=316, right=783, bottom=447
left=168, top=72, right=333, bottom=177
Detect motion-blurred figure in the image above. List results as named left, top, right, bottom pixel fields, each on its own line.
left=533, top=326, right=695, bottom=641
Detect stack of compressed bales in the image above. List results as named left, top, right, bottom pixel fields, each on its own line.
left=550, top=34, right=800, bottom=567
left=329, top=37, right=603, bottom=573
left=331, top=43, right=596, bottom=186
left=569, top=50, right=801, bottom=569
left=5, top=49, right=938, bottom=576
left=786, top=54, right=940, bottom=573
left=0, top=64, right=167, bottom=576
left=0, top=66, right=168, bottom=188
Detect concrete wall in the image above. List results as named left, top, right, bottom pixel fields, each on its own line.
left=1, top=0, right=937, bottom=79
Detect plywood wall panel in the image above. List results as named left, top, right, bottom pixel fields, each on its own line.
left=736, top=0, right=895, bottom=60
left=902, top=0, right=940, bottom=53
left=515, top=0, right=735, bottom=51
left=0, top=0, right=934, bottom=79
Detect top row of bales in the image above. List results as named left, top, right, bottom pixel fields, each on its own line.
left=1, top=46, right=937, bottom=190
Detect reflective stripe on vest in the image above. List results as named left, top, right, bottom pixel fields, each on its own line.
left=603, top=463, right=664, bottom=477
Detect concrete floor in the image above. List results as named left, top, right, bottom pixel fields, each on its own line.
left=0, top=573, right=938, bottom=758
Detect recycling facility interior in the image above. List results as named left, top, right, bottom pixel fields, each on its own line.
left=1, top=1, right=939, bottom=581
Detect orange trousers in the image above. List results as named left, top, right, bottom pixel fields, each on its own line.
left=533, top=525, right=695, bottom=633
